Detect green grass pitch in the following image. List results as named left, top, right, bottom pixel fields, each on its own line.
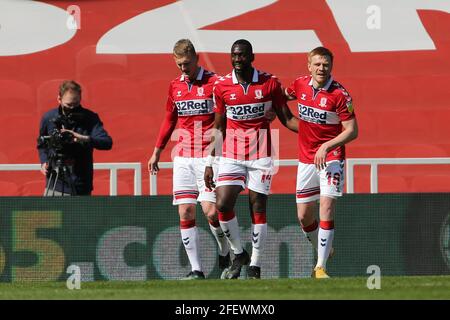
left=0, top=276, right=449, bottom=299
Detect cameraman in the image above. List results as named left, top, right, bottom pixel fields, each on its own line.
left=37, top=80, right=113, bottom=196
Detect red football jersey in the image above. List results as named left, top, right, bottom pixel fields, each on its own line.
left=286, top=75, right=356, bottom=163
left=213, top=69, right=286, bottom=160
left=156, top=67, right=217, bottom=157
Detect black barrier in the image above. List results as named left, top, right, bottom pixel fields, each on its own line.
left=0, top=194, right=449, bottom=281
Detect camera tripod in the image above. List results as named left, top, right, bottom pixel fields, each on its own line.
left=44, top=155, right=77, bottom=196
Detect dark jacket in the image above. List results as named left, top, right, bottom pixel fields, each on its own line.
left=37, top=105, right=113, bottom=195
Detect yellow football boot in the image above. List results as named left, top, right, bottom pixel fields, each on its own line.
left=311, top=267, right=330, bottom=279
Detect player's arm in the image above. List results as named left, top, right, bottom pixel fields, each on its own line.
left=204, top=112, right=226, bottom=190
left=284, top=87, right=297, bottom=101
left=212, top=112, right=227, bottom=154
left=205, top=82, right=226, bottom=189
left=274, top=103, right=298, bottom=133
left=272, top=79, right=298, bottom=132
left=314, top=117, right=358, bottom=170
left=148, top=94, right=178, bottom=174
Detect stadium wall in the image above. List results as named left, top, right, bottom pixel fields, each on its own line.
left=0, top=194, right=449, bottom=282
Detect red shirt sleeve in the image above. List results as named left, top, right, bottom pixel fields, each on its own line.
left=285, top=79, right=297, bottom=99
left=155, top=83, right=178, bottom=149
left=336, top=90, right=355, bottom=122
left=270, top=76, right=287, bottom=110
left=213, top=80, right=225, bottom=114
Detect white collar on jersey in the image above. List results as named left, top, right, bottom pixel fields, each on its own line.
left=232, top=68, right=258, bottom=84
left=308, top=75, right=334, bottom=91
left=180, top=67, right=204, bottom=82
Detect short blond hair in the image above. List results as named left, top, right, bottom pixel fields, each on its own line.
left=308, top=47, right=333, bottom=64
left=173, top=39, right=197, bottom=57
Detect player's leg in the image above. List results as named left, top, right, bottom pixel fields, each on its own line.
left=247, top=190, right=268, bottom=279
left=215, top=157, right=250, bottom=279
left=215, top=184, right=249, bottom=279
left=173, top=157, right=204, bottom=280
left=178, top=203, right=204, bottom=279
left=200, top=200, right=231, bottom=273
left=296, top=162, right=321, bottom=251
left=297, top=201, right=319, bottom=249
left=215, top=157, right=247, bottom=257
left=245, top=157, right=273, bottom=279
left=215, top=185, right=244, bottom=255
left=196, top=157, right=230, bottom=273
left=314, top=160, right=344, bottom=278
left=316, top=196, right=336, bottom=271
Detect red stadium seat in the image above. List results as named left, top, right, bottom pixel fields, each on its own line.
left=76, top=45, right=128, bottom=82
left=92, top=178, right=133, bottom=195
left=376, top=110, right=430, bottom=145
left=0, top=151, right=9, bottom=163
left=140, top=79, right=171, bottom=111
left=0, top=181, right=20, bottom=196
left=0, top=79, right=36, bottom=115
left=430, top=109, right=450, bottom=144
left=353, top=111, right=380, bottom=145
left=86, top=78, right=145, bottom=115
left=20, top=178, right=135, bottom=196
left=410, top=175, right=450, bottom=192
left=20, top=179, right=46, bottom=196
left=0, top=115, right=39, bottom=156
left=351, top=174, right=410, bottom=193
left=100, top=113, right=157, bottom=155
left=394, top=144, right=448, bottom=159
left=36, top=79, right=66, bottom=115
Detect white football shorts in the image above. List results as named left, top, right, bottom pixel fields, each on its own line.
left=296, top=160, right=345, bottom=203
left=216, top=157, right=274, bottom=195
left=172, top=156, right=217, bottom=205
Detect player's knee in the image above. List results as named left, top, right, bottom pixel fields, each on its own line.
left=215, top=201, right=232, bottom=213
left=205, top=209, right=218, bottom=222
left=298, top=216, right=313, bottom=227
left=297, top=209, right=314, bottom=224
left=215, top=195, right=235, bottom=213
left=178, top=205, right=195, bottom=220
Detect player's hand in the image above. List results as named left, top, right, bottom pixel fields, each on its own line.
left=148, top=152, right=160, bottom=175
left=314, top=144, right=329, bottom=171
left=204, top=166, right=215, bottom=190
left=40, top=162, right=49, bottom=176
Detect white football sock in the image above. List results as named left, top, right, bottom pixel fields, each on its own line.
left=316, top=227, right=334, bottom=269
left=219, top=216, right=244, bottom=255
left=209, top=223, right=230, bottom=256
left=250, top=223, right=267, bottom=267
left=302, top=221, right=319, bottom=251
left=180, top=226, right=202, bottom=272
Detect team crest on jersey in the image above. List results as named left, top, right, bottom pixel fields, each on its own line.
left=346, top=101, right=354, bottom=113
left=230, top=93, right=237, bottom=100
left=318, top=97, right=327, bottom=108
left=254, top=89, right=264, bottom=100
left=300, top=93, right=307, bottom=101
left=197, top=87, right=204, bottom=96
left=177, top=91, right=182, bottom=97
